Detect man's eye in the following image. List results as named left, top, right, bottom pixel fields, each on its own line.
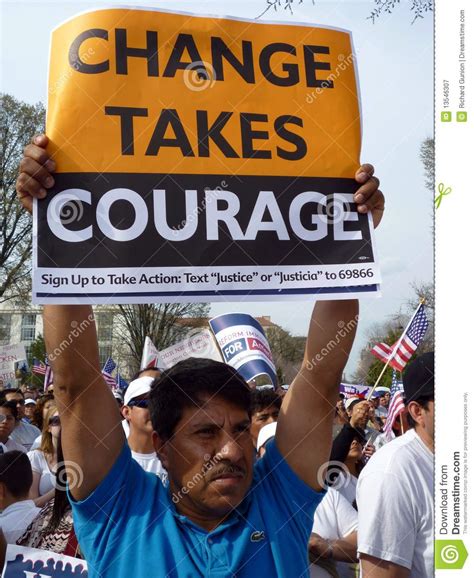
left=197, top=428, right=214, bottom=436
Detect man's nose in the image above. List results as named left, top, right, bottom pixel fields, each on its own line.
left=218, top=434, right=245, bottom=463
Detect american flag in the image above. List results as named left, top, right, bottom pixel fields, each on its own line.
left=383, top=369, right=405, bottom=434
left=371, top=305, right=429, bottom=372
left=44, top=362, right=54, bottom=391
left=116, top=372, right=129, bottom=390
left=102, top=358, right=117, bottom=388
left=33, top=358, right=54, bottom=390
left=32, top=358, right=47, bottom=375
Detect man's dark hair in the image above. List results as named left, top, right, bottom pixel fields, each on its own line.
left=132, top=367, right=162, bottom=380
left=250, top=388, right=282, bottom=416
left=0, top=451, right=33, bottom=498
left=2, top=388, right=24, bottom=398
left=0, top=400, right=18, bottom=420
left=149, top=358, right=251, bottom=440
left=406, top=395, right=434, bottom=429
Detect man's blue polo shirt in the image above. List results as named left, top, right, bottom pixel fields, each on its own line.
left=71, top=439, right=325, bottom=577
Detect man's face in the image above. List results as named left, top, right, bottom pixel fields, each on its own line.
left=123, top=394, right=153, bottom=434
left=412, top=400, right=434, bottom=443
left=24, top=404, right=36, bottom=420
left=250, top=404, right=280, bottom=446
left=5, top=393, right=24, bottom=419
left=380, top=393, right=390, bottom=407
left=156, top=395, right=254, bottom=523
left=0, top=408, right=16, bottom=441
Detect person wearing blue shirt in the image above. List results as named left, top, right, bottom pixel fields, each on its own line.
left=16, top=138, right=385, bottom=577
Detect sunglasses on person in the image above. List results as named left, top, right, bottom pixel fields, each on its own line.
left=0, top=414, right=15, bottom=423
left=128, top=399, right=149, bottom=409
left=49, top=415, right=61, bottom=426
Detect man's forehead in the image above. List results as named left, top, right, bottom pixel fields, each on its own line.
left=183, top=396, right=249, bottom=425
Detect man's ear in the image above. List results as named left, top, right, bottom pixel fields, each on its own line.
left=152, top=431, right=170, bottom=470
left=122, top=406, right=131, bottom=421
left=0, top=482, right=5, bottom=505
left=407, top=401, right=424, bottom=426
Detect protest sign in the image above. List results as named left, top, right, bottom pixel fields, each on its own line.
left=0, top=344, right=27, bottom=389
left=33, top=7, right=380, bottom=303
left=157, top=329, right=222, bottom=368
left=2, top=545, right=88, bottom=577
left=339, top=382, right=370, bottom=397
left=140, top=336, right=162, bottom=370
left=209, top=313, right=277, bottom=387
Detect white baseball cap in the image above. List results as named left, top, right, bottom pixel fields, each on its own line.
left=24, top=398, right=36, bottom=406
left=257, top=422, right=277, bottom=452
left=124, top=377, right=154, bottom=406
left=374, top=386, right=390, bottom=394
left=344, top=396, right=362, bottom=412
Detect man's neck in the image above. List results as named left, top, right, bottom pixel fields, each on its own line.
left=127, top=428, right=155, bottom=454
left=170, top=488, right=232, bottom=532
left=1, top=495, right=30, bottom=511
left=414, top=426, right=434, bottom=453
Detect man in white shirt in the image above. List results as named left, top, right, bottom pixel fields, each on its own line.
left=0, top=402, right=26, bottom=453
left=0, top=451, right=41, bottom=543
left=3, top=389, right=40, bottom=451
left=122, top=377, right=167, bottom=482
left=357, top=352, right=434, bottom=577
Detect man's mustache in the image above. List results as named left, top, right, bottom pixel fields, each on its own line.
left=207, top=462, right=246, bottom=481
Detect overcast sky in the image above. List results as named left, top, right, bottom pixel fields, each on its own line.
left=1, top=0, right=433, bottom=378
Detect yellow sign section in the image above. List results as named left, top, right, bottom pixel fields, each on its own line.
left=47, top=8, right=361, bottom=178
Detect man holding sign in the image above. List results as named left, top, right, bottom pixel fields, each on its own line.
left=16, top=7, right=384, bottom=577
left=17, top=134, right=383, bottom=577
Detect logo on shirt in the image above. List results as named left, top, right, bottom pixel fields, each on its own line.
left=250, top=531, right=265, bottom=543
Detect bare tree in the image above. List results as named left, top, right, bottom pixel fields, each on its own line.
left=419, top=137, right=435, bottom=192
left=266, top=325, right=306, bottom=384
left=1, top=94, right=45, bottom=302
left=258, top=0, right=433, bottom=23
left=115, top=302, right=210, bottom=373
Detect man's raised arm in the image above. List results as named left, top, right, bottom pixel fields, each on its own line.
left=275, top=299, right=359, bottom=490
left=44, top=305, right=124, bottom=499
left=275, top=163, right=384, bottom=490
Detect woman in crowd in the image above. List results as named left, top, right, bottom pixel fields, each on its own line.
left=27, top=406, right=60, bottom=507
left=18, top=433, right=82, bottom=558
left=30, top=394, right=55, bottom=431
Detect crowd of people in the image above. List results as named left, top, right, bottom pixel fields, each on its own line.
left=1, top=351, right=434, bottom=577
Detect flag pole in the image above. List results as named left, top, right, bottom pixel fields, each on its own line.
left=367, top=299, right=425, bottom=400
left=400, top=414, right=405, bottom=435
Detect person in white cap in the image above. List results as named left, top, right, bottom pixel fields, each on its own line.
left=23, top=399, right=36, bottom=423
left=374, top=386, right=390, bottom=423
left=122, top=377, right=167, bottom=482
